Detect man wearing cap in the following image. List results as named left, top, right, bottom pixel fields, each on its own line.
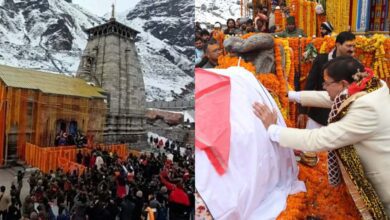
left=320, top=21, right=334, bottom=37
left=211, top=22, right=225, bottom=49
left=277, top=16, right=306, bottom=37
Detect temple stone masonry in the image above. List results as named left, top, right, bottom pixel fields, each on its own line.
left=76, top=16, right=147, bottom=148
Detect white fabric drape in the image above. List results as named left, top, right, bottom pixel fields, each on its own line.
left=196, top=67, right=305, bottom=220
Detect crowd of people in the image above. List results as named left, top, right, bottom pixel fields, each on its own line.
left=55, top=131, right=87, bottom=148
left=148, top=135, right=191, bottom=155
left=195, top=3, right=335, bottom=69
left=0, top=143, right=194, bottom=220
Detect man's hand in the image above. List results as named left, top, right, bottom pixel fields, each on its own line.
left=252, top=102, right=277, bottom=129
left=297, top=114, right=307, bottom=129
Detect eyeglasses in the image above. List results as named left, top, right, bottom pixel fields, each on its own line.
left=322, top=80, right=338, bottom=87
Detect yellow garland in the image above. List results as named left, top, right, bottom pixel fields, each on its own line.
left=355, top=35, right=388, bottom=79
left=311, top=2, right=316, bottom=37
left=272, top=93, right=289, bottom=122
left=319, top=41, right=327, bottom=53
left=298, top=0, right=304, bottom=31
left=326, top=0, right=350, bottom=33
left=281, top=39, right=292, bottom=82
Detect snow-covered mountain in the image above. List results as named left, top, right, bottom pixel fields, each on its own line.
left=0, top=0, right=101, bottom=72
left=120, top=0, right=194, bottom=101
left=195, top=0, right=241, bottom=25
left=0, top=0, right=194, bottom=101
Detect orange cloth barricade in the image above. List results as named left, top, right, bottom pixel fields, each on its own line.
left=25, top=143, right=132, bottom=174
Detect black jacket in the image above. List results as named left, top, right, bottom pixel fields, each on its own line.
left=300, top=51, right=336, bottom=125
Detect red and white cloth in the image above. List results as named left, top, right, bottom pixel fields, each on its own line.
left=195, top=67, right=305, bottom=220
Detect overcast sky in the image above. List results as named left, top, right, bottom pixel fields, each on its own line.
left=73, top=0, right=141, bottom=16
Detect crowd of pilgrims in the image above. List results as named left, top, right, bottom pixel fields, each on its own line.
left=195, top=3, right=334, bottom=69
left=0, top=139, right=194, bottom=220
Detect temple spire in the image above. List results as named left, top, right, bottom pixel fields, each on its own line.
left=110, top=3, right=115, bottom=21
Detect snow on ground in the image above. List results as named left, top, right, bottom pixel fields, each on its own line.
left=195, top=0, right=242, bottom=25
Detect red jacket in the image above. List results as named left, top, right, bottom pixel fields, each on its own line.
left=159, top=171, right=190, bottom=206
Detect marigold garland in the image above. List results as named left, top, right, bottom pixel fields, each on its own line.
left=288, top=38, right=300, bottom=73
left=289, top=0, right=298, bottom=24
left=312, top=37, right=324, bottom=51
left=214, top=34, right=389, bottom=219
left=256, top=74, right=281, bottom=96
left=355, top=35, right=389, bottom=79
left=287, top=46, right=296, bottom=127
left=240, top=32, right=256, bottom=40
left=273, top=39, right=289, bottom=111
left=256, top=73, right=294, bottom=127
left=298, top=0, right=304, bottom=32
left=385, top=39, right=390, bottom=63
left=216, top=55, right=256, bottom=74
left=281, top=40, right=292, bottom=84
left=275, top=8, right=283, bottom=32
left=277, top=152, right=362, bottom=219
left=319, top=36, right=335, bottom=53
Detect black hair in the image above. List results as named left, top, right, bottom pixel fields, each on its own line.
left=214, top=22, right=222, bottom=27
left=256, top=19, right=264, bottom=25
left=246, top=19, right=253, bottom=25
left=322, top=56, right=364, bottom=83
left=200, top=29, right=210, bottom=36
left=336, top=31, right=356, bottom=45
left=195, top=37, right=202, bottom=42
left=207, top=38, right=219, bottom=46
left=226, top=18, right=235, bottom=26
left=0, top=186, right=5, bottom=192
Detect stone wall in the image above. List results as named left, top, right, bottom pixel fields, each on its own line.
left=146, top=125, right=194, bottom=146
left=76, top=21, right=147, bottom=148
left=145, top=100, right=194, bottom=110
left=145, top=108, right=194, bottom=146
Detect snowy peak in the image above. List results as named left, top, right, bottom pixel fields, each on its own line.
left=0, top=0, right=103, bottom=73
left=127, top=0, right=194, bottom=49
left=125, top=0, right=194, bottom=72
left=0, top=0, right=194, bottom=101
left=118, top=0, right=194, bottom=101
left=195, top=0, right=241, bottom=25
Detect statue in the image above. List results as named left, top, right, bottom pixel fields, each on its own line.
left=223, top=33, right=285, bottom=74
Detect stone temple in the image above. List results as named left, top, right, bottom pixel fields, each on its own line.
left=76, top=10, right=146, bottom=147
